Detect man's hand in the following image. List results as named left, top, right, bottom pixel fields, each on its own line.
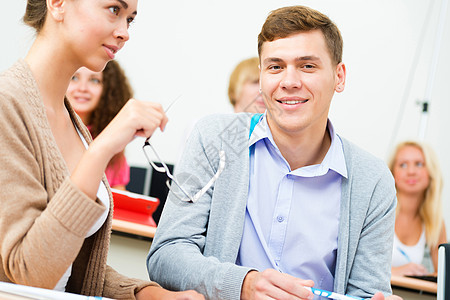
left=241, top=269, right=314, bottom=300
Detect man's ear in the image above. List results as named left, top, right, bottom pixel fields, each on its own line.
left=46, top=0, right=65, bottom=22
left=334, top=62, right=346, bottom=93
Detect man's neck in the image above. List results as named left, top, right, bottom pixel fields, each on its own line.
left=269, top=120, right=331, bottom=171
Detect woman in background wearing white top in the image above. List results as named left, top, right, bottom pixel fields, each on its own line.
left=389, top=141, right=447, bottom=276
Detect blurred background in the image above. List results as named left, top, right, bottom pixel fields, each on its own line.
left=3, top=0, right=449, bottom=237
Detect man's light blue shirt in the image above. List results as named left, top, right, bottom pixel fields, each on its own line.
left=237, top=114, right=348, bottom=291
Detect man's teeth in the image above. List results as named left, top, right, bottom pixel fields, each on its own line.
left=280, top=100, right=307, bottom=104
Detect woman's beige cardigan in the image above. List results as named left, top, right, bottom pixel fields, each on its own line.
left=0, top=60, right=158, bottom=299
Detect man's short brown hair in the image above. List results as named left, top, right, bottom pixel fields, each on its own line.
left=258, top=6, right=343, bottom=65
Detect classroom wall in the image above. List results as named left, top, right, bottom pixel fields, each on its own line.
left=2, top=0, right=450, bottom=238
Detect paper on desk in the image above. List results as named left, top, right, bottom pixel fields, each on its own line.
left=0, top=282, right=114, bottom=300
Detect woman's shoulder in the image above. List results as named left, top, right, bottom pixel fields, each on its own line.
left=1, top=60, right=32, bottom=86
left=0, top=61, right=45, bottom=122
left=0, top=60, right=40, bottom=109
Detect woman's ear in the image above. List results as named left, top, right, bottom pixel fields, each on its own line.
left=46, top=0, right=65, bottom=22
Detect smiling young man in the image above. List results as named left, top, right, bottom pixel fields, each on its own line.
left=148, top=6, right=399, bottom=300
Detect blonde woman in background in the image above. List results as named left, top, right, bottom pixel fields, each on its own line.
left=228, top=57, right=266, bottom=113
left=389, top=141, right=447, bottom=276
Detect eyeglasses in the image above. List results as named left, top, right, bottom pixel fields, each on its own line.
left=142, top=138, right=226, bottom=203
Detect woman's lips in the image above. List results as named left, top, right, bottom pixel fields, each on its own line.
left=103, top=45, right=118, bottom=59
left=73, top=97, right=90, bottom=103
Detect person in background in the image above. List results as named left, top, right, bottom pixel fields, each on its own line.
left=148, top=5, right=400, bottom=300
left=228, top=57, right=266, bottom=113
left=0, top=0, right=203, bottom=299
left=177, top=57, right=266, bottom=164
left=67, top=61, right=131, bottom=190
left=389, top=140, right=447, bottom=276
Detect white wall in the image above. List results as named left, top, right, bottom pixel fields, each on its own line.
left=2, top=0, right=450, bottom=238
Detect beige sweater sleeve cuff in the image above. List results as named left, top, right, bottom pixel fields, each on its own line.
left=103, top=265, right=160, bottom=299
left=47, top=177, right=106, bottom=237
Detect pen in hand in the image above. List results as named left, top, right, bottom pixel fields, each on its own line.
left=304, top=287, right=364, bottom=300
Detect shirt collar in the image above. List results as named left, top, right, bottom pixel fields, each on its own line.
left=321, top=121, right=347, bottom=178
left=249, top=114, right=347, bottom=178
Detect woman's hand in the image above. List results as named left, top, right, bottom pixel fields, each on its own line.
left=72, top=99, right=168, bottom=199
left=391, top=263, right=428, bottom=276
left=136, top=286, right=205, bottom=300
left=92, top=99, right=168, bottom=159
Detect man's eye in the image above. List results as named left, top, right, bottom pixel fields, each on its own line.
left=109, top=6, right=120, bottom=16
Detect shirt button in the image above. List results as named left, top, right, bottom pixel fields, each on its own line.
left=277, top=216, right=284, bottom=222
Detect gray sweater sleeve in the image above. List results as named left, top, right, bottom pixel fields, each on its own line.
left=147, top=114, right=253, bottom=300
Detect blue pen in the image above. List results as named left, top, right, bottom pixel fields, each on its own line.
left=304, top=287, right=364, bottom=300
left=397, top=246, right=411, bottom=262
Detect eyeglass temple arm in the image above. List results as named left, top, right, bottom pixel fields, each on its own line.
left=144, top=140, right=226, bottom=203
left=189, top=150, right=226, bottom=203
left=143, top=140, right=194, bottom=200
left=143, top=140, right=167, bottom=173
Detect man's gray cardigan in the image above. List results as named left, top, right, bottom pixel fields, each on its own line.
left=148, top=113, right=396, bottom=300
